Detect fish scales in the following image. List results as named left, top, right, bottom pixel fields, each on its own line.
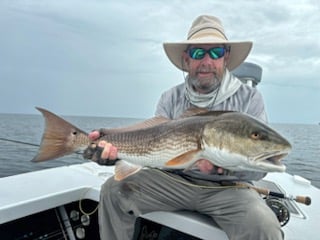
left=100, top=118, right=205, bottom=167
left=32, top=107, right=292, bottom=180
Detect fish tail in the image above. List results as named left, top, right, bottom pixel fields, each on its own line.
left=32, top=107, right=90, bottom=162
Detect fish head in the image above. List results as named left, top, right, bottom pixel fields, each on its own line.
left=202, top=112, right=292, bottom=172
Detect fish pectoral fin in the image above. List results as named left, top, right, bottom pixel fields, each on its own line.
left=114, top=160, right=142, bottom=181
left=165, top=150, right=200, bottom=167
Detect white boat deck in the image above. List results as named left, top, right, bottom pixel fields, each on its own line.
left=0, top=162, right=319, bottom=239
left=0, top=162, right=112, bottom=224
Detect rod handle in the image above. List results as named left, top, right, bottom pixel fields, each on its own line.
left=295, top=196, right=311, bottom=205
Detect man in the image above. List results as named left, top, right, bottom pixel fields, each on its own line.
left=89, top=15, right=283, bottom=240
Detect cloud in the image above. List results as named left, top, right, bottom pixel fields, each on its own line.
left=0, top=0, right=319, bottom=123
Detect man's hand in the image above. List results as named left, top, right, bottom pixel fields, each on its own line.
left=196, top=159, right=224, bottom=174
left=88, top=130, right=118, bottom=162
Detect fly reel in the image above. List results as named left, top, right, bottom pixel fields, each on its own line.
left=265, top=197, right=290, bottom=227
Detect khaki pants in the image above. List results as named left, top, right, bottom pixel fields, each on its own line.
left=98, top=169, right=283, bottom=240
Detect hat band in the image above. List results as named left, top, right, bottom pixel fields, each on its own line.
left=188, top=27, right=228, bottom=41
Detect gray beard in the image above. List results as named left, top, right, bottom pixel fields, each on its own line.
left=188, top=75, right=221, bottom=94
left=184, top=69, right=242, bottom=108
left=185, top=75, right=221, bottom=108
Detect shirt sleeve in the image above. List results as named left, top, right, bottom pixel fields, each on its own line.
left=155, top=91, right=172, bottom=119
left=154, top=83, right=186, bottom=119
left=246, top=88, right=268, bottom=123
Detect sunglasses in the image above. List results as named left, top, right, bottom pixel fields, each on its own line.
left=188, top=47, right=227, bottom=60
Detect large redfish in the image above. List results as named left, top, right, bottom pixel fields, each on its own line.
left=32, top=107, right=291, bottom=181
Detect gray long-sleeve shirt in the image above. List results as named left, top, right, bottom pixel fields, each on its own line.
left=155, top=80, right=268, bottom=182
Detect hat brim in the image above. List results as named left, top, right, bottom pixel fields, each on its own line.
left=163, top=39, right=252, bottom=71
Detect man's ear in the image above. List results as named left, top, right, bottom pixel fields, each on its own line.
left=224, top=51, right=230, bottom=67
left=182, top=52, right=189, bottom=66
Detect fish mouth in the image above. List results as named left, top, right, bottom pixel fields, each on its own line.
left=254, top=151, right=289, bottom=171
left=265, top=152, right=288, bottom=165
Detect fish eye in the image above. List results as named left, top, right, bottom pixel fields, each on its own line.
left=251, top=131, right=261, bottom=140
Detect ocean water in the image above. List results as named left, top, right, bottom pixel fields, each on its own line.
left=0, top=113, right=319, bottom=188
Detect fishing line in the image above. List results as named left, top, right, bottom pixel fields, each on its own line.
left=0, top=137, right=40, bottom=147
left=0, top=137, right=83, bottom=157
left=155, top=168, right=239, bottom=189
left=78, top=188, right=99, bottom=216
left=79, top=199, right=99, bottom=216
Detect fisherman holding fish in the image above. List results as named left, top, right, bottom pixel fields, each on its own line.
left=88, top=15, right=283, bottom=239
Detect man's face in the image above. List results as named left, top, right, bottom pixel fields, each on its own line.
left=183, top=44, right=229, bottom=93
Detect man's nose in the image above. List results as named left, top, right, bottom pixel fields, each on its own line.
left=200, top=53, right=214, bottom=65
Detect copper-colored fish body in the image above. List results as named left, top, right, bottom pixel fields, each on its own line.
left=32, top=108, right=292, bottom=180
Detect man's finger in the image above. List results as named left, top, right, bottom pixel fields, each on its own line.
left=88, top=131, right=100, bottom=140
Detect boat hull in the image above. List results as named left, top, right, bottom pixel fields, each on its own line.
left=0, top=162, right=319, bottom=240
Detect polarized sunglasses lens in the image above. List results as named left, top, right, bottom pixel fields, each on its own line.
left=209, top=47, right=225, bottom=59
left=189, top=47, right=226, bottom=60
left=189, top=48, right=206, bottom=59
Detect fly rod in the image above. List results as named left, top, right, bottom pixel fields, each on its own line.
left=236, top=182, right=312, bottom=206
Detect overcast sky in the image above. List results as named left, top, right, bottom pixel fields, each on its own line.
left=0, top=0, right=319, bottom=124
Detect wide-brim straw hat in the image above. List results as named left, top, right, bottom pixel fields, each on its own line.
left=163, top=15, right=253, bottom=71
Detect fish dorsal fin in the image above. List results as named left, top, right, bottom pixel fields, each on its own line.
left=102, top=116, right=170, bottom=134
left=114, top=160, right=143, bottom=181
left=179, top=108, right=209, bottom=118
left=179, top=108, right=234, bottom=119
left=165, top=149, right=201, bottom=167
